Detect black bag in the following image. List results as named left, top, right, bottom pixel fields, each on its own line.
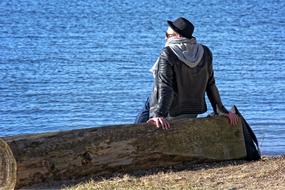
left=213, top=105, right=261, bottom=160
left=231, top=105, right=261, bottom=160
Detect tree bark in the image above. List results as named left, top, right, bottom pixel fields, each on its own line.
left=0, top=138, right=17, bottom=190
left=1, top=116, right=247, bottom=189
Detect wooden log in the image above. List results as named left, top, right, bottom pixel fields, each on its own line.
left=0, top=138, right=17, bottom=190
left=1, top=116, right=247, bottom=189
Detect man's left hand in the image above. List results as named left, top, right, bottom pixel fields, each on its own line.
left=147, top=117, right=170, bottom=130
left=226, top=112, right=239, bottom=126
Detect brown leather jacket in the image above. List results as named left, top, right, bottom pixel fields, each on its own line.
left=149, top=45, right=228, bottom=118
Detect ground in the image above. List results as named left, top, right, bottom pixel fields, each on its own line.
left=26, top=156, right=285, bottom=190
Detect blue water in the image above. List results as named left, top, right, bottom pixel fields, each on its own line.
left=0, top=0, right=284, bottom=155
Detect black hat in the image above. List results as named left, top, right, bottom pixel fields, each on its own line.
left=167, top=17, right=194, bottom=39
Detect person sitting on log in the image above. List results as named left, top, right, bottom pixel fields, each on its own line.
left=135, top=17, right=239, bottom=129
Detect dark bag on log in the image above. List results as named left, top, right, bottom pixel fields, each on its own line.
left=232, top=106, right=261, bottom=161
left=215, top=105, right=261, bottom=161
left=214, top=105, right=261, bottom=161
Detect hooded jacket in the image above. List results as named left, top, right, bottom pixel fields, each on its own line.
left=149, top=38, right=228, bottom=118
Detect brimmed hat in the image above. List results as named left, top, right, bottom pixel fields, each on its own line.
left=167, top=17, right=194, bottom=39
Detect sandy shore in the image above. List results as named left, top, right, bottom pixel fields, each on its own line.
left=25, top=156, right=285, bottom=190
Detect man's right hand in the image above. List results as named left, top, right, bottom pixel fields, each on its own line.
left=147, top=117, right=170, bottom=130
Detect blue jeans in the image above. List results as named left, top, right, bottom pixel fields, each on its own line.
left=135, top=97, right=150, bottom=124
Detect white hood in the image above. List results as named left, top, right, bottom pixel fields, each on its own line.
left=167, top=37, right=204, bottom=68
left=150, top=37, right=204, bottom=77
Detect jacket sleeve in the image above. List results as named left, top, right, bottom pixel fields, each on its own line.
left=152, top=47, right=174, bottom=117
left=205, top=48, right=229, bottom=114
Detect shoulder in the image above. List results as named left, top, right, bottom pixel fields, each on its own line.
left=159, top=47, right=177, bottom=64
left=160, top=47, right=172, bottom=57
left=201, top=45, right=212, bottom=57
left=200, top=44, right=213, bottom=62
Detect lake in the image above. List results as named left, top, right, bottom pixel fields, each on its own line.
left=0, top=0, right=284, bottom=155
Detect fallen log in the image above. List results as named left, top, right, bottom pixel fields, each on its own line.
left=0, top=138, right=17, bottom=190
left=1, top=116, right=247, bottom=189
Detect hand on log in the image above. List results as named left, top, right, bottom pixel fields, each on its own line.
left=226, top=112, right=239, bottom=126
left=147, top=117, right=171, bottom=130
left=216, top=106, right=239, bottom=126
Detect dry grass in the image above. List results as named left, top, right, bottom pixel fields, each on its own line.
left=26, top=156, right=285, bottom=190
left=62, top=174, right=195, bottom=190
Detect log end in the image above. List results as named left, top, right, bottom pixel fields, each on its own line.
left=0, top=138, right=17, bottom=190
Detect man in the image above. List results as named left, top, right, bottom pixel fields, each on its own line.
left=136, top=17, right=238, bottom=129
